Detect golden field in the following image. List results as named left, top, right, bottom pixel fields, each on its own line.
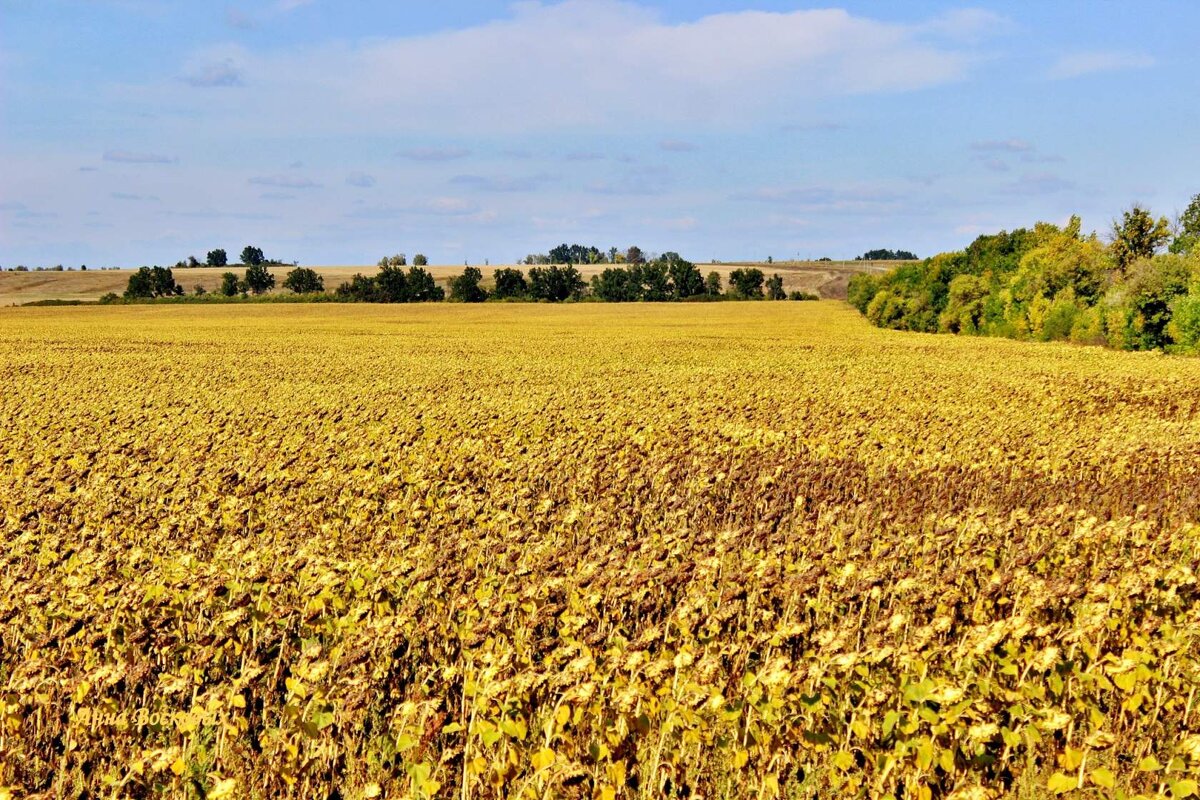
left=0, top=261, right=892, bottom=306
left=1, top=302, right=1198, bottom=799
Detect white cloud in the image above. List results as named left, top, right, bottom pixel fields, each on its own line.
left=248, top=174, right=321, bottom=188
left=183, top=58, right=244, bottom=88
left=103, top=150, right=177, bottom=164
left=971, top=138, right=1033, bottom=153
left=147, top=1, right=988, bottom=136
left=1048, top=51, right=1154, bottom=80
left=396, top=147, right=472, bottom=162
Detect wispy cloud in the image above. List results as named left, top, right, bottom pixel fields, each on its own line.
left=997, top=172, right=1075, bottom=196
left=734, top=184, right=903, bottom=213
left=451, top=174, right=553, bottom=192
left=346, top=172, right=376, bottom=188
left=1048, top=51, right=1154, bottom=80
left=103, top=150, right=177, bottom=164
left=111, top=192, right=159, bottom=201
left=780, top=121, right=846, bottom=133
left=396, top=147, right=471, bottom=162
left=161, top=3, right=994, bottom=136
left=248, top=174, right=321, bottom=188
left=660, top=140, right=698, bottom=153
left=346, top=197, right=482, bottom=218
left=183, top=58, right=244, bottom=88
left=225, top=8, right=255, bottom=30
left=971, top=138, right=1033, bottom=153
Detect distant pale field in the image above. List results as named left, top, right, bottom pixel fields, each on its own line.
left=0, top=261, right=894, bottom=305
left=3, top=303, right=1197, bottom=798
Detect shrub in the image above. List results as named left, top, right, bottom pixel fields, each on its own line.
left=413, top=254, right=428, bottom=266
left=335, top=274, right=380, bottom=302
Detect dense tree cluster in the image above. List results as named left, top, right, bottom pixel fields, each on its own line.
left=856, top=249, right=919, bottom=261
left=849, top=196, right=1200, bottom=352
left=335, top=265, right=444, bottom=303
left=124, top=266, right=182, bottom=299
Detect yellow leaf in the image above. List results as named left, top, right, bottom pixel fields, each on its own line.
left=1172, top=780, right=1199, bottom=799
left=531, top=747, right=555, bottom=771
left=598, top=787, right=616, bottom=800
left=1139, top=755, right=1164, bottom=772
left=363, top=783, right=382, bottom=798
left=209, top=778, right=238, bottom=799
left=555, top=705, right=570, bottom=727
left=733, top=749, right=749, bottom=769
left=1047, top=773, right=1077, bottom=794
left=832, top=751, right=856, bottom=771
left=170, top=758, right=187, bottom=776
left=1090, top=767, right=1115, bottom=789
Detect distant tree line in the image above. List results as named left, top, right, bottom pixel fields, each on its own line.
left=119, top=247, right=822, bottom=305
left=164, top=246, right=296, bottom=269
left=848, top=195, right=1200, bottom=353
left=856, top=249, right=919, bottom=261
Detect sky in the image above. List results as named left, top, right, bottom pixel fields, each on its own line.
left=2, top=0, right=1198, bottom=267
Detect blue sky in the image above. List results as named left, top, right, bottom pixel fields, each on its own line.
left=2, top=0, right=1197, bottom=267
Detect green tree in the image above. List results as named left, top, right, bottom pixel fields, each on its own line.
left=625, top=246, right=645, bottom=265
left=413, top=254, right=428, bottom=266
left=406, top=266, right=443, bottom=301
left=283, top=267, right=324, bottom=294
left=244, top=263, right=275, bottom=295
left=240, top=246, right=265, bottom=266
left=729, top=268, right=765, bottom=298
left=1110, top=205, right=1171, bottom=275
left=376, top=265, right=409, bottom=302
left=766, top=273, right=786, bottom=300
left=448, top=267, right=487, bottom=302
left=529, top=264, right=585, bottom=301
left=591, top=268, right=641, bottom=302
left=206, top=248, right=228, bottom=267
left=491, top=268, right=528, bottom=299
left=663, top=253, right=704, bottom=299
left=335, top=274, right=380, bottom=302
left=1170, top=193, right=1200, bottom=255
left=219, top=272, right=240, bottom=297
left=124, top=266, right=181, bottom=299
left=639, top=261, right=671, bottom=301
left=705, top=271, right=723, bottom=296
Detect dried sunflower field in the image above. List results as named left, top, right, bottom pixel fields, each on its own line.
left=1, top=302, right=1198, bottom=800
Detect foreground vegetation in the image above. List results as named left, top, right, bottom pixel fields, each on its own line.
left=2, top=303, right=1197, bottom=798
left=849, top=197, right=1200, bottom=353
